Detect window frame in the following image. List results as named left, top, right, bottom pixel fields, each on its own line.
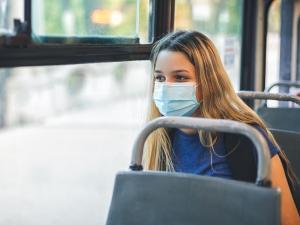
left=0, top=0, right=175, bottom=67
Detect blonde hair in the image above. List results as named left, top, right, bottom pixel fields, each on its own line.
left=143, top=30, right=285, bottom=172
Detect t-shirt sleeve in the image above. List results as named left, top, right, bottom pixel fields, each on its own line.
left=254, top=125, right=280, bottom=157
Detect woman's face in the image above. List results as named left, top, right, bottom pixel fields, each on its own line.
left=154, top=50, right=202, bottom=103
left=154, top=50, right=196, bottom=84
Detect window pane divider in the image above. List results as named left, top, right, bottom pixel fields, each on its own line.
left=0, top=44, right=152, bottom=67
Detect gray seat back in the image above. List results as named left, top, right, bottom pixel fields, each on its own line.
left=237, top=91, right=300, bottom=132
left=106, top=172, right=280, bottom=225
left=106, top=117, right=281, bottom=225
left=270, top=128, right=300, bottom=177
left=257, top=107, right=300, bottom=132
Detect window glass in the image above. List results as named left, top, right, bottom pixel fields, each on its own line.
left=0, top=0, right=24, bottom=36
left=0, top=61, right=150, bottom=225
left=32, top=0, right=150, bottom=44
left=266, top=0, right=281, bottom=92
left=265, top=0, right=281, bottom=107
left=174, top=0, right=243, bottom=90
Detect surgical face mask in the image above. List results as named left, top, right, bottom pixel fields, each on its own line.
left=153, top=82, right=200, bottom=116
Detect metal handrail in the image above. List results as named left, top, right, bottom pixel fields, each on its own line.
left=238, top=91, right=300, bottom=105
left=130, top=117, right=271, bottom=186
left=266, top=81, right=300, bottom=93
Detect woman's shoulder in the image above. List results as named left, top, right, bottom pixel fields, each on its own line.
left=255, top=125, right=280, bottom=157
left=225, top=123, right=280, bottom=157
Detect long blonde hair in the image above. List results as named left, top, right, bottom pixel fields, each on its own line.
left=143, top=30, right=285, bottom=172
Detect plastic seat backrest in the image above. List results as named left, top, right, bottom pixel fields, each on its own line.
left=257, top=107, right=300, bottom=132
left=270, top=129, right=300, bottom=178
left=106, top=172, right=280, bottom=225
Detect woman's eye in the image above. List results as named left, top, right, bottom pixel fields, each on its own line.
left=155, top=75, right=165, bottom=82
left=175, top=75, right=187, bottom=81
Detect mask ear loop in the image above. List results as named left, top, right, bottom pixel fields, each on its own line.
left=193, top=83, right=203, bottom=104
left=194, top=83, right=200, bottom=88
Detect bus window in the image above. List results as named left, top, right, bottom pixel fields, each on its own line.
left=1, top=0, right=150, bottom=47
left=174, top=0, right=243, bottom=90
left=0, top=0, right=152, bottom=67
left=32, top=0, right=149, bottom=44
left=0, top=61, right=150, bottom=225
left=265, top=0, right=281, bottom=92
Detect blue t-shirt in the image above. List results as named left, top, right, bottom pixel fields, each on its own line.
left=171, top=126, right=279, bottom=179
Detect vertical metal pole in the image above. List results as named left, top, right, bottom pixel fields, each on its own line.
left=262, top=0, right=275, bottom=91
left=240, top=0, right=257, bottom=92
left=279, top=0, right=293, bottom=89
left=297, top=17, right=300, bottom=81
left=24, top=0, right=31, bottom=36
left=240, top=0, right=258, bottom=107
left=149, top=0, right=175, bottom=43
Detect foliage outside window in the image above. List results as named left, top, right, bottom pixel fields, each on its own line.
left=32, top=0, right=149, bottom=44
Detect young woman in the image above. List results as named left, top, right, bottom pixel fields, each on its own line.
left=143, top=30, right=299, bottom=225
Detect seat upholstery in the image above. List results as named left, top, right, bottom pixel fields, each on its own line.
left=270, top=129, right=300, bottom=178
left=106, top=171, right=280, bottom=225
left=257, top=107, right=300, bottom=132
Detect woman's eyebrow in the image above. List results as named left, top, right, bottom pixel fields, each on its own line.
left=154, top=69, right=190, bottom=73
left=171, top=69, right=190, bottom=73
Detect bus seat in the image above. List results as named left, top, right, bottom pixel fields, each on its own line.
left=106, top=172, right=280, bottom=225
left=257, top=107, right=300, bottom=132
left=270, top=129, right=300, bottom=177
left=237, top=91, right=300, bottom=132
left=106, top=117, right=281, bottom=225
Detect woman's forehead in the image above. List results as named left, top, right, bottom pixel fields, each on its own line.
left=155, top=50, right=194, bottom=72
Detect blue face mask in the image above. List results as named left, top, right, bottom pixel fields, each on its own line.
left=153, top=82, right=200, bottom=116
